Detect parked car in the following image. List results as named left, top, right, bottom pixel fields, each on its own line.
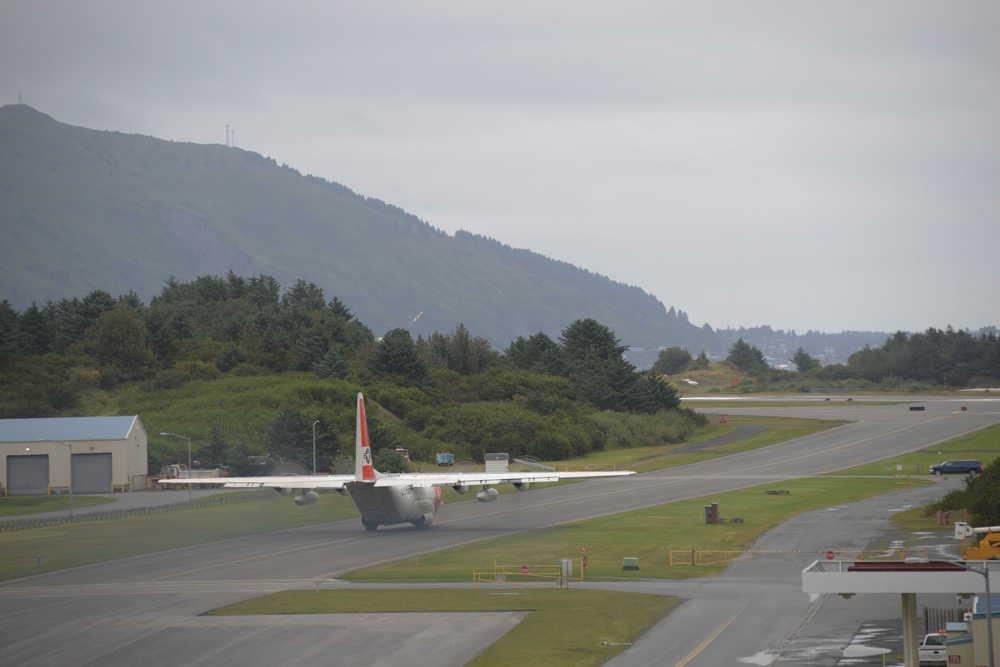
left=929, top=459, right=983, bottom=476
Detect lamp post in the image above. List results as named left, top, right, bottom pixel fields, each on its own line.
left=160, top=432, right=192, bottom=501
left=972, top=562, right=995, bottom=667
left=951, top=560, right=995, bottom=667
left=312, top=420, right=320, bottom=474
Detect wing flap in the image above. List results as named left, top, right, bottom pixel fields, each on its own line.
left=160, top=475, right=353, bottom=490
left=370, top=470, right=634, bottom=488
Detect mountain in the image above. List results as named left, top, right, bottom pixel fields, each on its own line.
left=0, top=104, right=710, bottom=366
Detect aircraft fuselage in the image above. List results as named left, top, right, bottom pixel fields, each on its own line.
left=347, top=482, right=443, bottom=530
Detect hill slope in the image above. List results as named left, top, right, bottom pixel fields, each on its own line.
left=0, top=104, right=707, bottom=361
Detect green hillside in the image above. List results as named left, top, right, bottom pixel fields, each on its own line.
left=0, top=104, right=707, bottom=361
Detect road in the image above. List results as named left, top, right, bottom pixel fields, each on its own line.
left=0, top=395, right=997, bottom=666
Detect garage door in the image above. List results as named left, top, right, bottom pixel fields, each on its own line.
left=7, top=455, right=49, bottom=495
left=73, top=453, right=112, bottom=494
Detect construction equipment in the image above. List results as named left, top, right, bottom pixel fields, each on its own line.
left=954, top=523, right=1000, bottom=560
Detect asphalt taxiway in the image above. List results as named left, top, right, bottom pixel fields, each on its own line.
left=1, top=396, right=997, bottom=666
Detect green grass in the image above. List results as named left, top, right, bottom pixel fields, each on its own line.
left=342, top=477, right=915, bottom=583
left=551, top=415, right=842, bottom=473
left=0, top=492, right=358, bottom=580
left=824, top=422, right=1000, bottom=477
left=5, top=421, right=998, bottom=667
left=212, top=588, right=680, bottom=667
left=0, top=495, right=116, bottom=517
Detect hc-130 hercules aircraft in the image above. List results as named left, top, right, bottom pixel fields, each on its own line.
left=162, top=393, right=635, bottom=531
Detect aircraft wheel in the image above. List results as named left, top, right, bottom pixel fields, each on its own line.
left=362, top=518, right=378, bottom=532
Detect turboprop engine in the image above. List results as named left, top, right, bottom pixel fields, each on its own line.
left=512, top=480, right=531, bottom=492
left=452, top=484, right=470, bottom=495
left=294, top=490, right=319, bottom=506
left=476, top=487, right=500, bottom=503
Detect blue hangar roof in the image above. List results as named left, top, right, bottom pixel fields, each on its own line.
left=0, top=416, right=140, bottom=443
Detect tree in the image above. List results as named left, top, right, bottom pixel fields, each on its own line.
left=792, top=347, right=818, bottom=373
left=727, top=338, right=767, bottom=373
left=313, top=347, right=350, bottom=380
left=560, top=318, right=627, bottom=364
left=556, top=319, right=675, bottom=413
left=651, top=347, right=692, bottom=376
left=967, top=458, right=1000, bottom=526
left=280, top=279, right=325, bottom=310
left=82, top=304, right=158, bottom=382
left=203, top=424, right=229, bottom=468
left=0, top=300, right=18, bottom=362
left=504, top=332, right=564, bottom=375
left=264, top=405, right=312, bottom=463
left=367, top=328, right=429, bottom=386
left=424, top=323, right=498, bottom=375
left=17, top=303, right=51, bottom=356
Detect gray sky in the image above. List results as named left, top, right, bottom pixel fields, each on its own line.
left=3, top=1, right=998, bottom=334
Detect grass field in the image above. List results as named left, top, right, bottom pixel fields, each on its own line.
left=826, top=422, right=999, bottom=478
left=0, top=495, right=116, bottom=517
left=213, top=588, right=680, bottom=667
left=0, top=493, right=359, bottom=580
left=3, top=420, right=998, bottom=667
left=340, top=477, right=921, bottom=583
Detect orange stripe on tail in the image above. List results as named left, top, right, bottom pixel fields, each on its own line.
left=356, top=393, right=377, bottom=482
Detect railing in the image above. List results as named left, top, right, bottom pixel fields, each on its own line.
left=668, top=547, right=930, bottom=567
left=473, top=560, right=582, bottom=588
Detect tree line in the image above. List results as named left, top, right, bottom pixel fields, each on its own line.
left=651, top=329, right=1000, bottom=390
left=0, top=273, right=693, bottom=473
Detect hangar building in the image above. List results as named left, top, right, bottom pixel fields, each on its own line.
left=0, top=416, right=148, bottom=495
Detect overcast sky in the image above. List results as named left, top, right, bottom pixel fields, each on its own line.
left=3, top=2, right=998, bottom=334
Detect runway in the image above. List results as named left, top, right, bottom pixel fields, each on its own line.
left=1, top=396, right=997, bottom=666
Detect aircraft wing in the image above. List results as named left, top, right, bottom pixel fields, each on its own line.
left=369, top=469, right=635, bottom=487
left=160, top=470, right=633, bottom=490
left=159, top=474, right=355, bottom=489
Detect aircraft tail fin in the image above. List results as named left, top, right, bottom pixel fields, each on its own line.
left=355, top=392, right=377, bottom=482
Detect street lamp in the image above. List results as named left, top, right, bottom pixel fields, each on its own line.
left=948, top=560, right=995, bottom=667
left=160, top=432, right=192, bottom=501
left=312, top=420, right=320, bottom=474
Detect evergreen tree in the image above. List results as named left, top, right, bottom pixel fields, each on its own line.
left=264, top=405, right=312, bottom=463
left=534, top=318, right=684, bottom=414
left=504, top=332, right=563, bottom=374
left=17, top=303, right=52, bottom=355
left=792, top=347, right=818, bottom=373
left=312, top=347, right=351, bottom=379
left=727, top=338, right=767, bottom=373
left=367, top=328, right=429, bottom=386
left=204, top=424, right=229, bottom=468
left=0, top=300, right=18, bottom=362
left=281, top=279, right=325, bottom=310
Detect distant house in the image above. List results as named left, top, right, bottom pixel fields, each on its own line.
left=0, top=416, right=148, bottom=495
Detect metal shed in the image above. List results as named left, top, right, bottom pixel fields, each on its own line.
left=0, top=416, right=148, bottom=495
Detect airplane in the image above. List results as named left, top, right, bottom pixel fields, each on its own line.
left=160, top=392, right=636, bottom=531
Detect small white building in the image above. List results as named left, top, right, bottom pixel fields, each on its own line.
left=0, top=416, right=148, bottom=495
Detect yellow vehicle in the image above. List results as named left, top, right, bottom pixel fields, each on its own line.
left=955, top=523, right=1000, bottom=560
